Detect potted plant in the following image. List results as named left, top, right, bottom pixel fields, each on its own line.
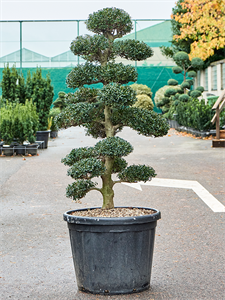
left=49, top=108, right=60, bottom=138
left=0, top=100, right=39, bottom=156
left=25, top=68, right=54, bottom=148
left=59, top=7, right=169, bottom=295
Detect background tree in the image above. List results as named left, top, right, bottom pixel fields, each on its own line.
left=173, top=0, right=225, bottom=61
left=25, top=68, right=54, bottom=131
left=161, top=0, right=225, bottom=66
left=58, top=7, right=169, bottom=210
left=160, top=0, right=192, bottom=59
left=157, top=51, right=204, bottom=117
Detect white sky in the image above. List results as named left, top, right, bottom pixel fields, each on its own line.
left=0, top=0, right=177, bottom=58
left=0, top=0, right=176, bottom=20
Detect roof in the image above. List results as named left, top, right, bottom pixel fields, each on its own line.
left=0, top=48, right=49, bottom=62
left=120, top=20, right=172, bottom=47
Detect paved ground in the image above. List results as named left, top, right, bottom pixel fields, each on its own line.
left=1, top=126, right=225, bottom=300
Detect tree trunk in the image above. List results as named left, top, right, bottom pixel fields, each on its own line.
left=101, top=157, right=115, bottom=209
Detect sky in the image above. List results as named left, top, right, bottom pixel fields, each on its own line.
left=0, top=0, right=176, bottom=20
left=0, top=0, right=177, bottom=59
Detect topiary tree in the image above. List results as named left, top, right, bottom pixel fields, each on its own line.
left=53, top=91, right=67, bottom=112
left=26, top=68, right=54, bottom=131
left=130, top=83, right=154, bottom=111
left=58, top=7, right=169, bottom=209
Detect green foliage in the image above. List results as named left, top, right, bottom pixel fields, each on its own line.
left=172, top=66, right=183, bottom=74
left=95, top=137, right=133, bottom=157
left=196, top=86, right=204, bottom=93
left=133, top=94, right=154, bottom=111
left=173, top=51, right=190, bottom=67
left=61, top=7, right=169, bottom=208
left=180, top=81, right=191, bottom=89
left=187, top=70, right=197, bottom=78
left=1, top=66, right=54, bottom=131
left=67, top=158, right=105, bottom=180
left=62, top=147, right=98, bottom=166
left=191, top=57, right=204, bottom=70
left=176, top=98, right=214, bottom=131
left=114, top=40, right=153, bottom=61
left=179, top=94, right=189, bottom=102
left=97, top=84, right=136, bottom=108
left=0, top=100, right=39, bottom=144
left=53, top=91, right=66, bottom=111
left=66, top=180, right=96, bottom=201
left=66, top=62, right=137, bottom=88
left=190, top=90, right=202, bottom=98
left=168, top=79, right=178, bottom=86
left=118, top=164, right=156, bottom=182
left=130, top=83, right=152, bottom=98
left=70, top=35, right=113, bottom=63
left=85, top=7, right=133, bottom=38
left=49, top=108, right=60, bottom=131
left=164, top=87, right=177, bottom=97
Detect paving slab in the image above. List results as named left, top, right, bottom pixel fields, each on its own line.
left=1, top=127, right=224, bottom=300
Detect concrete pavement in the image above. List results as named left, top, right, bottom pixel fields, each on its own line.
left=1, top=126, right=225, bottom=300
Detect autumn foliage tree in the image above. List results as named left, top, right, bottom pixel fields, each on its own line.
left=172, top=0, right=225, bottom=61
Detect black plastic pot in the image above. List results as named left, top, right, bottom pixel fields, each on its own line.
left=2, top=145, right=14, bottom=156
left=36, top=130, right=50, bottom=148
left=26, top=143, right=38, bottom=155
left=63, top=206, right=161, bottom=295
left=50, top=130, right=58, bottom=138
left=14, top=145, right=26, bottom=155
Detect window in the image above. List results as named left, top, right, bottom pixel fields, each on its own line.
left=222, top=63, right=225, bottom=89
left=212, top=65, right=217, bottom=90
left=204, top=68, right=208, bottom=91
left=197, top=70, right=201, bottom=87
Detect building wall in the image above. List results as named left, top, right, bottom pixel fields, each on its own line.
left=196, top=59, right=225, bottom=99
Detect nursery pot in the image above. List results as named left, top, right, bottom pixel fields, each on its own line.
left=36, top=130, right=50, bottom=148
left=50, top=130, right=58, bottom=138
left=63, top=206, right=161, bottom=295
left=2, top=145, right=14, bottom=156
left=26, top=143, right=39, bottom=156
left=14, top=145, right=26, bottom=155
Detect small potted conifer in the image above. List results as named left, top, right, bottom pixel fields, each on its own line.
left=58, top=7, right=169, bottom=295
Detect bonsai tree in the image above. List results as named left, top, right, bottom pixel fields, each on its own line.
left=58, top=7, right=169, bottom=210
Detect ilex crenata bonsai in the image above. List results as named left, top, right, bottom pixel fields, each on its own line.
left=58, top=7, right=169, bottom=209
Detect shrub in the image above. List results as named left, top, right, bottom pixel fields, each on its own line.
left=130, top=83, right=152, bottom=97
left=133, top=94, right=154, bottom=110
left=0, top=100, right=39, bottom=144
left=167, top=79, right=178, bottom=86
left=176, top=98, right=214, bottom=131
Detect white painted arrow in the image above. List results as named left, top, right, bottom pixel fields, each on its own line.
left=122, top=178, right=225, bottom=213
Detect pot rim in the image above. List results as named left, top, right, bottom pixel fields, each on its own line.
left=63, top=206, right=161, bottom=225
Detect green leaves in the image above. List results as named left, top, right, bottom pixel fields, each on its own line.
left=86, top=7, right=133, bottom=39
left=114, top=40, right=153, bottom=61
left=116, top=107, right=169, bottom=137
left=67, top=158, right=105, bottom=180
left=66, top=180, right=97, bottom=201
left=95, top=137, right=133, bottom=157
left=97, top=83, right=136, bottom=108
left=118, top=164, right=156, bottom=182
left=62, top=147, right=98, bottom=166
left=66, top=62, right=137, bottom=88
